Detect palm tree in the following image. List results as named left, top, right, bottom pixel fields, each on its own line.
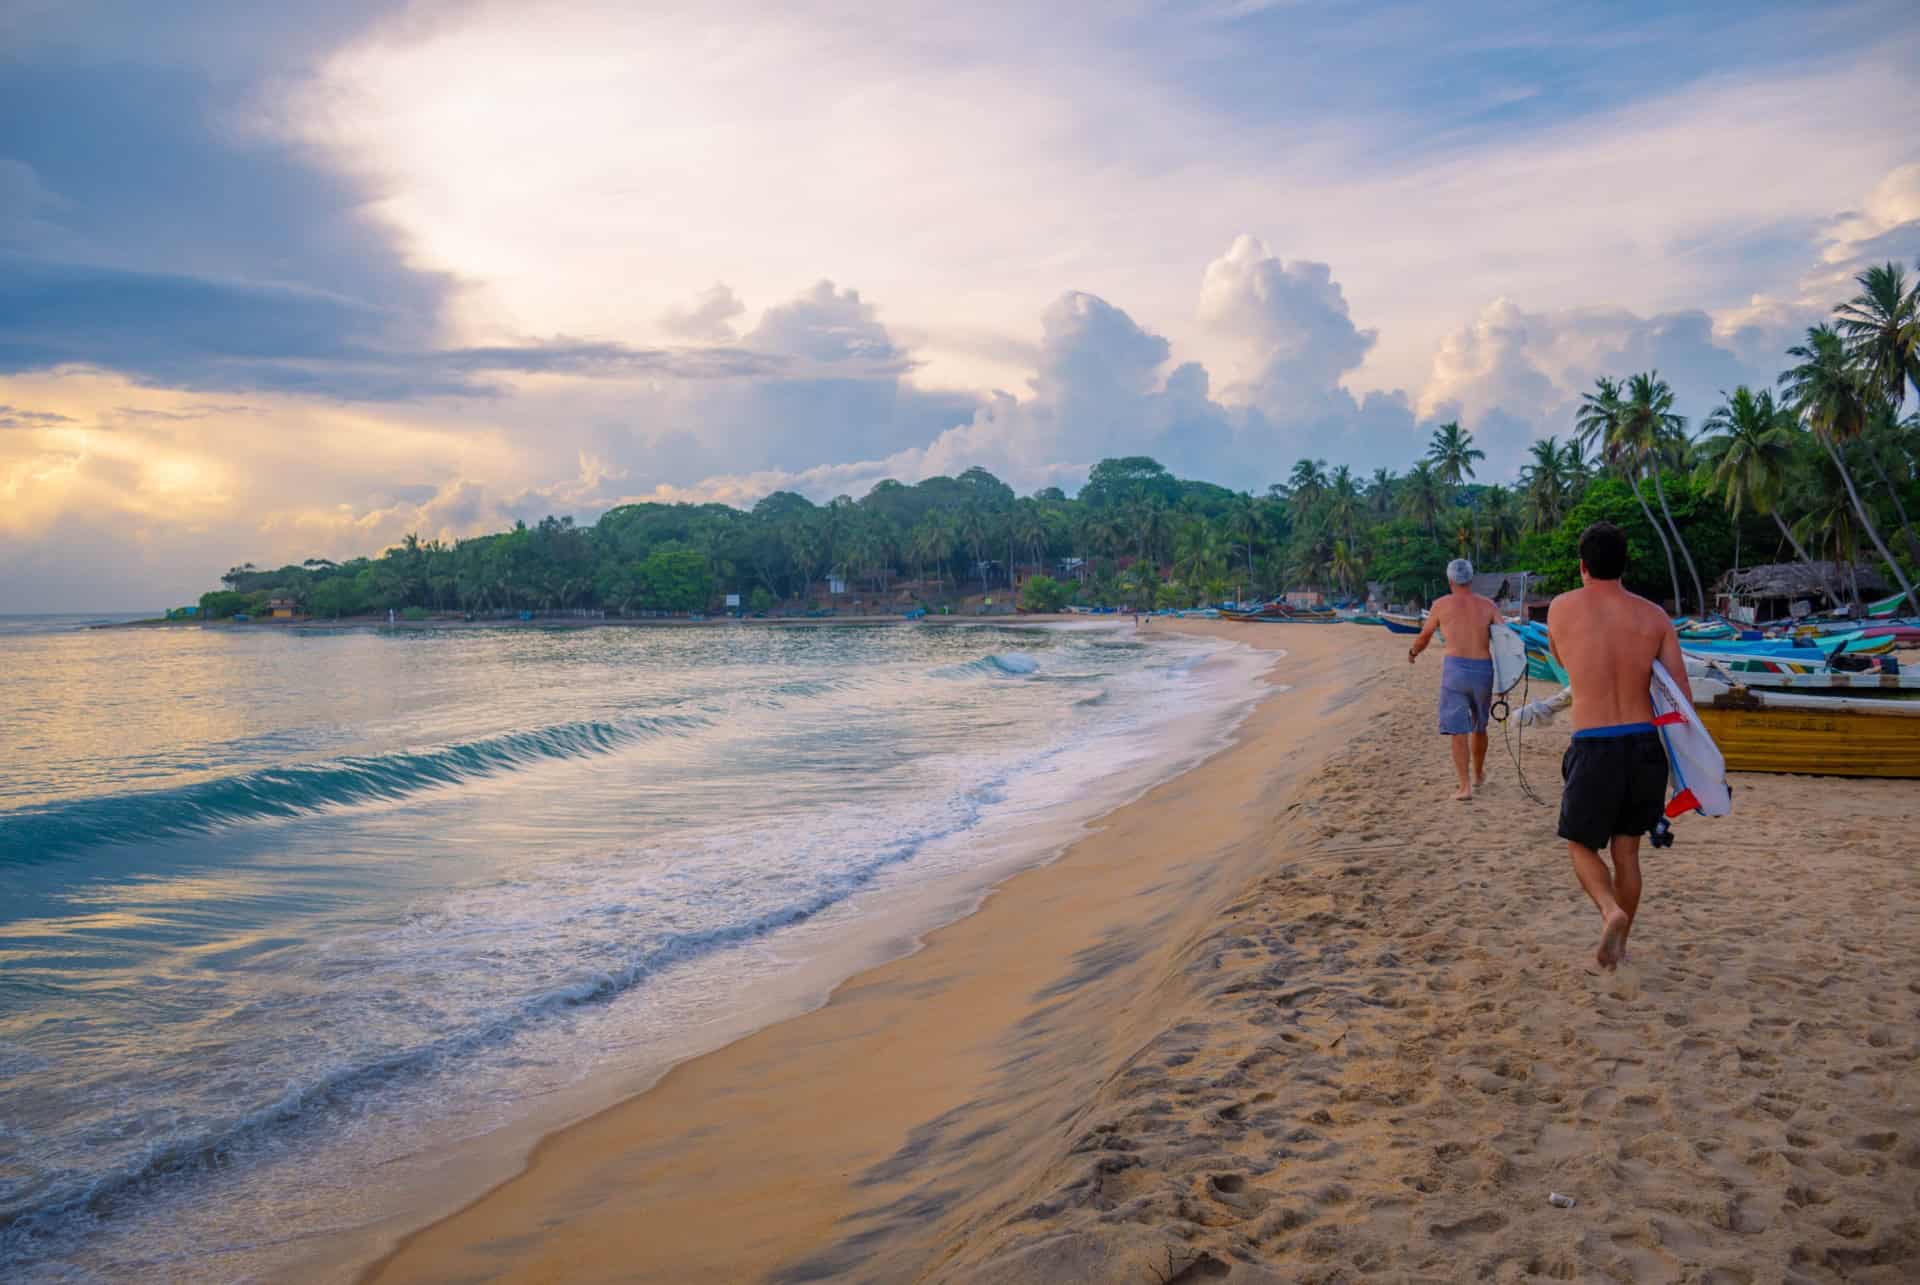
left=1287, top=459, right=1330, bottom=510
left=1426, top=421, right=1485, bottom=487
left=907, top=517, right=949, bottom=590
left=1577, top=375, right=1682, bottom=610
left=1479, top=485, right=1519, bottom=563
left=1860, top=399, right=1920, bottom=563
left=1697, top=386, right=1827, bottom=593
left=1326, top=465, right=1362, bottom=542
left=1781, top=325, right=1918, bottom=615
left=1012, top=498, right=1050, bottom=575
left=957, top=503, right=994, bottom=594
left=1520, top=437, right=1569, bottom=533
left=1399, top=460, right=1446, bottom=537
left=1225, top=491, right=1260, bottom=589
left=1366, top=468, right=1397, bottom=519
left=1560, top=434, right=1594, bottom=503
left=1620, top=372, right=1708, bottom=614
left=1795, top=475, right=1867, bottom=611
left=1329, top=539, right=1365, bottom=596
left=1834, top=260, right=1920, bottom=411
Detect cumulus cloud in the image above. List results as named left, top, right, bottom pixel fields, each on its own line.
left=743, top=281, right=906, bottom=369
left=659, top=283, right=747, bottom=342
left=1197, top=234, right=1377, bottom=406
left=1417, top=298, right=1775, bottom=472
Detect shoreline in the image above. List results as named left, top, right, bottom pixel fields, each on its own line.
left=357, top=620, right=1375, bottom=1283
left=357, top=620, right=1920, bottom=1282
left=89, top=612, right=1098, bottom=632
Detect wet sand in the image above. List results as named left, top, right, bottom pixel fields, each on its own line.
left=362, top=621, right=1920, bottom=1284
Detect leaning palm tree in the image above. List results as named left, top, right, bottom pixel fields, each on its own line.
left=1427, top=421, right=1485, bottom=487
left=1620, top=372, right=1708, bottom=615
left=1834, top=260, right=1920, bottom=412
left=1577, top=375, right=1682, bottom=610
left=1780, top=325, right=1918, bottom=614
left=1697, top=386, right=1827, bottom=592
left=1860, top=398, right=1920, bottom=563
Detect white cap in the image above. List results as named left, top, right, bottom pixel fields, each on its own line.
left=1446, top=557, right=1474, bottom=585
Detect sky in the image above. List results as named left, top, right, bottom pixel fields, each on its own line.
left=3, top=0, right=1918, bottom=609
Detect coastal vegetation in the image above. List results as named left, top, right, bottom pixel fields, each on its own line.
left=206, top=264, right=1919, bottom=619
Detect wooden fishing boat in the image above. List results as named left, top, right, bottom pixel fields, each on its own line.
left=1380, top=612, right=1423, bottom=635
left=1690, top=676, right=1920, bottom=778
left=1684, top=659, right=1920, bottom=695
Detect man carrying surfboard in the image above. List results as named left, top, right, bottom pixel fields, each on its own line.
left=1407, top=558, right=1501, bottom=801
left=1547, top=521, right=1693, bottom=971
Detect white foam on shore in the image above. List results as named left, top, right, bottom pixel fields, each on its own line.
left=8, top=629, right=1280, bottom=1284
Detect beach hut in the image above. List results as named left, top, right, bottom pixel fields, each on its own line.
left=1467, top=571, right=1533, bottom=614
left=269, top=596, right=298, bottom=619
left=1714, top=562, right=1888, bottom=624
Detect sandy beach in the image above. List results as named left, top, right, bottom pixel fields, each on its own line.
left=363, top=621, right=1920, bottom=1284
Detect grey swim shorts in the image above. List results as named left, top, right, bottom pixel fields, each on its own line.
left=1438, top=656, right=1494, bottom=734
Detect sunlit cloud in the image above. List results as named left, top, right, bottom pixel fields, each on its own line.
left=1, top=0, right=1917, bottom=607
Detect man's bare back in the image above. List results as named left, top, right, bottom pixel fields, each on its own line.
left=1547, top=522, right=1693, bottom=972
left=1425, top=592, right=1499, bottom=659
left=1547, top=586, right=1689, bottom=730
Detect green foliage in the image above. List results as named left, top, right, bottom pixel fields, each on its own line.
left=1522, top=474, right=1730, bottom=602
left=1080, top=456, right=1179, bottom=510
left=1365, top=522, right=1452, bottom=602
left=748, top=587, right=776, bottom=613
left=1018, top=574, right=1073, bottom=613
left=401, top=606, right=430, bottom=621
left=198, top=590, right=251, bottom=619
left=636, top=548, right=714, bottom=612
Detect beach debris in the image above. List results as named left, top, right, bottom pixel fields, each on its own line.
left=1548, top=1191, right=1577, bottom=1209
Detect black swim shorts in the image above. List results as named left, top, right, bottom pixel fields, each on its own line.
left=1557, top=725, right=1669, bottom=851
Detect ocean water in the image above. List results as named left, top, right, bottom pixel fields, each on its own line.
left=0, top=618, right=1270, bottom=1280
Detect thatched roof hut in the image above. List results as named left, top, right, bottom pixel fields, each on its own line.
left=1714, top=561, right=1888, bottom=621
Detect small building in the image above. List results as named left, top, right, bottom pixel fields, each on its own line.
left=1468, top=571, right=1533, bottom=614
left=269, top=596, right=298, bottom=619
left=1715, top=562, right=1888, bottom=624
left=1285, top=590, right=1325, bottom=608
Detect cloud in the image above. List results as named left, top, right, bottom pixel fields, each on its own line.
left=0, top=403, right=74, bottom=429
left=660, top=283, right=746, bottom=342
left=1417, top=297, right=1776, bottom=473
left=1197, top=234, right=1377, bottom=406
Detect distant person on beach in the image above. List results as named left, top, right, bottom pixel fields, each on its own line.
left=1547, top=521, right=1690, bottom=971
left=1407, top=558, right=1499, bottom=801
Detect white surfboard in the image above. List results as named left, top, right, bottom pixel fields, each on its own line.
left=1490, top=622, right=1527, bottom=696
left=1650, top=659, right=1731, bottom=818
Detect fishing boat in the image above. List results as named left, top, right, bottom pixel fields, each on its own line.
left=1684, top=659, right=1920, bottom=696
left=1690, top=674, right=1920, bottom=778
left=1380, top=612, right=1424, bottom=635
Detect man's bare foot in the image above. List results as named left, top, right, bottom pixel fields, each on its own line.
left=1596, top=908, right=1629, bottom=970
left=1474, top=773, right=1487, bottom=788
left=1454, top=784, right=1473, bottom=801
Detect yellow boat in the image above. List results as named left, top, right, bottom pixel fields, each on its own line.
left=1692, top=679, right=1920, bottom=778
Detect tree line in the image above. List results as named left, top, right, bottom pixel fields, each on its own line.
left=203, top=262, right=1919, bottom=620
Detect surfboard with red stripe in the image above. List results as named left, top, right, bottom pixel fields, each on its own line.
left=1650, top=659, right=1731, bottom=818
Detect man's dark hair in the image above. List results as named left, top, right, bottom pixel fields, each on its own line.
left=1578, top=521, right=1628, bottom=580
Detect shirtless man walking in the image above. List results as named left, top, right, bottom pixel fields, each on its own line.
left=1547, top=522, right=1690, bottom=970
left=1407, top=558, right=1501, bottom=801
